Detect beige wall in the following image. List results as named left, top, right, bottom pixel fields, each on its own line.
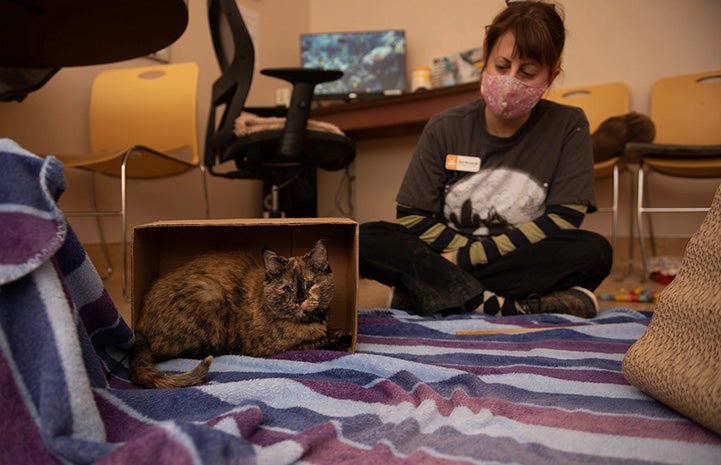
left=1, top=0, right=720, bottom=244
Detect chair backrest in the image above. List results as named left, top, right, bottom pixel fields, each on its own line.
left=545, top=82, right=630, bottom=132
left=89, top=62, right=200, bottom=165
left=648, top=70, right=721, bottom=145
left=205, top=0, right=255, bottom=170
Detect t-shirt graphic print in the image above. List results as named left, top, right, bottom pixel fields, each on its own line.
left=443, top=166, right=546, bottom=237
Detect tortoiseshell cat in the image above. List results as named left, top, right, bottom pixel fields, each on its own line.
left=129, top=240, right=351, bottom=389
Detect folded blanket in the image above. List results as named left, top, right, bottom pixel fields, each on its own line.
left=0, top=139, right=70, bottom=286
left=234, top=111, right=344, bottom=137
left=1, top=138, right=135, bottom=463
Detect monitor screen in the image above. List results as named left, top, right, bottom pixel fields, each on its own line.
left=300, top=29, right=407, bottom=100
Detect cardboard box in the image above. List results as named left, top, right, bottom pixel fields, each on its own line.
left=131, top=217, right=358, bottom=351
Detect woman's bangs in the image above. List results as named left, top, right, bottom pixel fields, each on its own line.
left=511, top=22, right=553, bottom=65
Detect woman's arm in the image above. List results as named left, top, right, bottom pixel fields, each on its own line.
left=396, top=202, right=588, bottom=270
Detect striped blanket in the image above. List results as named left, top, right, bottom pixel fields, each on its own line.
left=2, top=139, right=720, bottom=464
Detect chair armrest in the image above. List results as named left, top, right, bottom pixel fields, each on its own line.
left=260, top=67, right=344, bottom=159
left=260, top=68, right=343, bottom=85
left=244, top=106, right=287, bottom=118
left=625, top=142, right=721, bottom=164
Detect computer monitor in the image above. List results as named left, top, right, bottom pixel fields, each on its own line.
left=300, top=29, right=406, bottom=100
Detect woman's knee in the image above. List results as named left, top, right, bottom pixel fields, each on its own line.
left=565, top=230, right=614, bottom=288
left=574, top=230, right=613, bottom=268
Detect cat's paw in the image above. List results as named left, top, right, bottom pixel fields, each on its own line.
left=324, top=331, right=353, bottom=351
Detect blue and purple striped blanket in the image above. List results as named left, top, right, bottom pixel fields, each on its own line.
left=2, top=139, right=720, bottom=464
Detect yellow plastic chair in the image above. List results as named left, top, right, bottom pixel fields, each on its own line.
left=51, top=62, right=210, bottom=298
left=545, top=82, right=632, bottom=275
left=625, top=70, right=721, bottom=280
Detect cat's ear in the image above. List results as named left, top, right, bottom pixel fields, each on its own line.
left=262, top=248, right=286, bottom=277
left=308, top=239, right=330, bottom=271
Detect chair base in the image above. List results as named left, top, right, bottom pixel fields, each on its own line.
left=262, top=166, right=317, bottom=218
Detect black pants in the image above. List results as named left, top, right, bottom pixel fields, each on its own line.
left=359, top=221, right=613, bottom=315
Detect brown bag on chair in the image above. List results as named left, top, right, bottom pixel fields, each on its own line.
left=623, top=184, right=721, bottom=435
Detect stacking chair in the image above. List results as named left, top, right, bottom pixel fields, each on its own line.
left=545, top=82, right=632, bottom=275
left=205, top=0, right=355, bottom=218
left=51, top=62, right=210, bottom=298
left=625, top=70, right=721, bottom=280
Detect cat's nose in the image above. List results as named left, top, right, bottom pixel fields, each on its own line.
left=295, top=287, right=306, bottom=303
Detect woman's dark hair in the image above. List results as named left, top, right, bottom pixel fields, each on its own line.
left=483, top=1, right=565, bottom=72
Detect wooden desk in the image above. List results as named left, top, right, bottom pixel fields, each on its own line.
left=311, top=82, right=479, bottom=139
left=0, top=0, right=188, bottom=67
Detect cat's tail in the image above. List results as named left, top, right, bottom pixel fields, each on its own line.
left=129, top=334, right=213, bottom=389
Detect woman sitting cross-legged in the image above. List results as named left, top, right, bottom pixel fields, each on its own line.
left=360, top=0, right=612, bottom=318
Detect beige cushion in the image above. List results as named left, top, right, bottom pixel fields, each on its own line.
left=623, top=183, right=721, bottom=435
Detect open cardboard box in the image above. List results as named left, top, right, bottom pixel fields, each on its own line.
left=131, top=217, right=359, bottom=351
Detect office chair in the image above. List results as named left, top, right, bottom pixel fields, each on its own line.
left=545, top=82, right=633, bottom=275
left=205, top=0, right=355, bottom=218
left=625, top=70, right=721, bottom=280
left=51, top=62, right=210, bottom=298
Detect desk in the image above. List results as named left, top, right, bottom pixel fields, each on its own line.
left=311, top=82, right=479, bottom=139
left=0, top=0, right=188, bottom=67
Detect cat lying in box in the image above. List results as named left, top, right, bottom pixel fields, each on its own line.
left=129, top=240, right=352, bottom=389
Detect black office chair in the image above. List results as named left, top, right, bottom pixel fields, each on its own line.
left=205, top=0, right=356, bottom=217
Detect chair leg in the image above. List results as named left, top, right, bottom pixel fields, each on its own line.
left=89, top=171, right=113, bottom=279
left=610, top=163, right=634, bottom=281
left=200, top=165, right=211, bottom=219
left=626, top=167, right=635, bottom=276
left=637, top=164, right=650, bottom=281
left=645, top=178, right=658, bottom=258
left=121, top=151, right=130, bottom=301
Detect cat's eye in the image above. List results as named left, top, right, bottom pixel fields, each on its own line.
left=305, top=281, right=315, bottom=290
left=282, top=285, right=293, bottom=293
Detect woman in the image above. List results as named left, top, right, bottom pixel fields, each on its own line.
left=359, top=1, right=612, bottom=318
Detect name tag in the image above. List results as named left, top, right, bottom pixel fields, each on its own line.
left=445, top=154, right=481, bottom=173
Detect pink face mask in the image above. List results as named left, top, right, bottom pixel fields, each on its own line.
left=481, top=71, right=549, bottom=120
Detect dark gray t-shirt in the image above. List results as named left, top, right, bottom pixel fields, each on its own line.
left=396, top=98, right=596, bottom=237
